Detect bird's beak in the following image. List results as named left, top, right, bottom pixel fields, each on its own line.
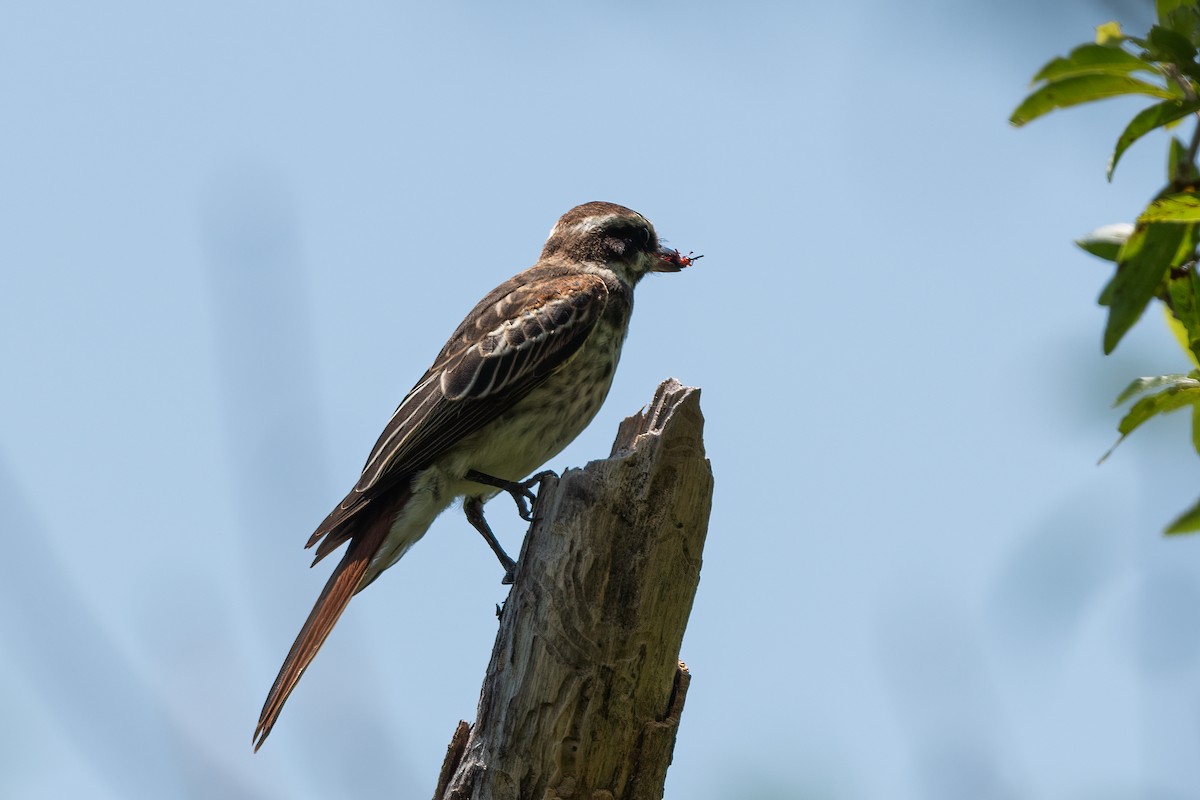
left=653, top=246, right=703, bottom=273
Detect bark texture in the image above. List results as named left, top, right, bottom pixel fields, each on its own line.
left=435, top=378, right=713, bottom=800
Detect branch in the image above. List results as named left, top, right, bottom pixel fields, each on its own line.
left=434, top=378, right=713, bottom=800
left=1163, top=64, right=1200, bottom=169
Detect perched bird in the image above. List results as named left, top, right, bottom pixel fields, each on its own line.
left=253, top=201, right=698, bottom=750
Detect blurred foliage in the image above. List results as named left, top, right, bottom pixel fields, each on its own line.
left=1012, top=0, right=1200, bottom=534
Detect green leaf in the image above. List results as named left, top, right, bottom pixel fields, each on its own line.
left=1194, top=402, right=1200, bottom=455
left=1164, top=303, right=1200, bottom=367
left=1166, top=266, right=1200, bottom=364
left=1165, top=494, right=1200, bottom=534
left=1033, top=44, right=1158, bottom=82
left=1077, top=223, right=1134, bottom=261
left=1101, top=374, right=1200, bottom=462
left=1157, top=1, right=1200, bottom=45
left=1108, top=99, right=1200, bottom=180
left=1097, top=21, right=1125, bottom=46
left=1010, top=74, right=1179, bottom=127
left=1114, top=372, right=1196, bottom=405
left=1140, top=192, right=1200, bottom=222
left=1147, top=24, right=1198, bottom=64
left=1158, top=0, right=1191, bottom=22
left=1149, top=25, right=1200, bottom=82
left=1101, top=222, right=1186, bottom=352
left=1119, top=378, right=1200, bottom=435
left=1167, top=135, right=1200, bottom=183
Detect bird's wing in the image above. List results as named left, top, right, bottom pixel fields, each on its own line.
left=306, top=270, right=611, bottom=560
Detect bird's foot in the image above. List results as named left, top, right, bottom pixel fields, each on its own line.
left=466, top=469, right=558, bottom=522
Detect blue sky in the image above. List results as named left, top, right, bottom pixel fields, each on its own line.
left=4, top=1, right=1200, bottom=798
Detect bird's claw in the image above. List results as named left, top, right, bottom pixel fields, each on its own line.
left=509, top=486, right=537, bottom=522
left=466, top=468, right=557, bottom=522
left=511, top=470, right=557, bottom=521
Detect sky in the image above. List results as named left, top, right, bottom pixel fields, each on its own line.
left=3, top=1, right=1200, bottom=798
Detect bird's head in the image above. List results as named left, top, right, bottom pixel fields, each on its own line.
left=540, top=201, right=700, bottom=285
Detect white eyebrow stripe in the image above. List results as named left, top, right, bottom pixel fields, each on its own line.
left=561, top=214, right=622, bottom=236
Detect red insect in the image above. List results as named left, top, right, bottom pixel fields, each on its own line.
left=660, top=249, right=703, bottom=269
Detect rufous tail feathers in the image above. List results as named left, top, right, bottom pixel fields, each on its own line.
left=253, top=487, right=410, bottom=750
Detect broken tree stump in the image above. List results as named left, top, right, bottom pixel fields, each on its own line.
left=435, top=378, right=714, bottom=800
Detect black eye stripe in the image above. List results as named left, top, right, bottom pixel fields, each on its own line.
left=603, top=222, right=651, bottom=248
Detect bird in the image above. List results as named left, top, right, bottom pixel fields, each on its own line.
left=253, top=201, right=698, bottom=750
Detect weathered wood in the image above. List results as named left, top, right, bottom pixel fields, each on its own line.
left=435, top=378, right=713, bottom=800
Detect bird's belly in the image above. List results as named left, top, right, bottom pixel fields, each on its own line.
left=472, top=365, right=614, bottom=478
left=450, top=332, right=623, bottom=483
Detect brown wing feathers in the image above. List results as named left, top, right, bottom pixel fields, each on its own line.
left=307, top=270, right=609, bottom=561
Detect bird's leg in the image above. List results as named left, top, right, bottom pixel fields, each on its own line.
left=465, top=469, right=557, bottom=522
left=464, top=496, right=517, bottom=585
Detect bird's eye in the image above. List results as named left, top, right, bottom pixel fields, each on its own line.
left=604, top=223, right=650, bottom=251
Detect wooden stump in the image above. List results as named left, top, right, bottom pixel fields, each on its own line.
left=434, top=378, right=713, bottom=800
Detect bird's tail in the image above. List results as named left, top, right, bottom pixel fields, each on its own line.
left=253, top=487, right=411, bottom=751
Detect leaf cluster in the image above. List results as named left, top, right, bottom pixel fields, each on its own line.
left=1012, top=1, right=1200, bottom=534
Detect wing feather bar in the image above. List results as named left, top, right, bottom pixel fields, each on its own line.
left=326, top=273, right=609, bottom=518
left=441, top=277, right=609, bottom=404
